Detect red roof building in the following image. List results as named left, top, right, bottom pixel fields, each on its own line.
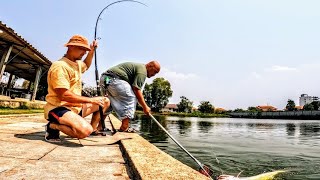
left=256, top=105, right=277, bottom=112
left=160, top=104, right=178, bottom=112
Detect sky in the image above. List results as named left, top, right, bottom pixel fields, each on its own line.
left=1, top=0, right=320, bottom=110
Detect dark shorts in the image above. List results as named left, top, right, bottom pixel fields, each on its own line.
left=48, top=107, right=82, bottom=124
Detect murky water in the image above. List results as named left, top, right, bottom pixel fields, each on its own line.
left=130, top=116, right=320, bottom=179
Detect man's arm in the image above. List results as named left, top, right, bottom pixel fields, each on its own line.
left=83, top=40, right=98, bottom=69
left=55, top=88, right=105, bottom=106
left=132, top=86, right=151, bottom=115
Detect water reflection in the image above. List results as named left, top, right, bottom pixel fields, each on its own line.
left=197, top=121, right=213, bottom=133
left=138, top=116, right=320, bottom=139
left=175, top=120, right=192, bottom=135
left=137, top=114, right=168, bottom=142
left=299, top=123, right=320, bottom=137
left=227, top=122, right=244, bottom=128
left=286, top=123, right=296, bottom=136
left=247, top=123, right=255, bottom=129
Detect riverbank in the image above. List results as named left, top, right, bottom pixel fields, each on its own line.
left=230, top=110, right=320, bottom=120
left=136, top=110, right=229, bottom=118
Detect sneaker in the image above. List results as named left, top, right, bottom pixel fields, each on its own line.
left=45, top=122, right=61, bottom=143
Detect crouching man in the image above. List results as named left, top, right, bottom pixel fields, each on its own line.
left=44, top=34, right=109, bottom=142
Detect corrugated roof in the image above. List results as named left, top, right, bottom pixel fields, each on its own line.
left=0, top=21, right=51, bottom=82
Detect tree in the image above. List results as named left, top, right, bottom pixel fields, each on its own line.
left=247, top=106, right=260, bottom=112
left=22, top=80, right=30, bottom=89
left=177, top=96, right=193, bottom=113
left=234, top=108, right=245, bottom=112
left=311, top=101, right=320, bottom=110
left=82, top=86, right=97, bottom=97
left=143, top=77, right=173, bottom=112
left=286, top=99, right=296, bottom=111
left=303, top=103, right=314, bottom=111
left=198, top=101, right=214, bottom=113
left=35, top=83, right=48, bottom=100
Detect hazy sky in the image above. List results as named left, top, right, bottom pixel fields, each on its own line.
left=1, top=0, right=320, bottom=110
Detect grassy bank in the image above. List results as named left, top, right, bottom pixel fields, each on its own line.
left=136, top=111, right=229, bottom=118
left=0, top=108, right=43, bottom=115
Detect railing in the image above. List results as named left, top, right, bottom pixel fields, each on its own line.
left=229, top=111, right=320, bottom=119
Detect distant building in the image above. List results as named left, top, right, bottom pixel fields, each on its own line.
left=214, top=107, right=226, bottom=113
left=299, top=94, right=319, bottom=106
left=256, top=105, right=277, bottom=112
left=191, top=107, right=198, bottom=112
left=295, top=106, right=303, bottom=110
left=160, top=104, right=178, bottom=112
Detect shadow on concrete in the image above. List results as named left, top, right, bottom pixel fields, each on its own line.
left=14, top=131, right=83, bottom=147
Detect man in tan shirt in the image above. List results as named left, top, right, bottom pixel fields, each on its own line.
left=44, top=35, right=109, bottom=142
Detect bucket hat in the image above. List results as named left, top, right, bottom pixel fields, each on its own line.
left=64, top=34, right=91, bottom=51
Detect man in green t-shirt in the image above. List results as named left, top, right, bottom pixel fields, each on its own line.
left=99, top=61, right=160, bottom=132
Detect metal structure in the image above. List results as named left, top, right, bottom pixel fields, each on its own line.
left=0, top=21, right=51, bottom=100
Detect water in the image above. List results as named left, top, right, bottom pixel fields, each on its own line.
left=130, top=116, right=320, bottom=179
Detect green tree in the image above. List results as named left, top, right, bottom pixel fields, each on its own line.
left=286, top=99, right=296, bottom=111
left=143, top=77, right=173, bottom=112
left=247, top=106, right=260, bottom=112
left=234, top=108, right=245, bottom=112
left=82, top=86, right=97, bottom=97
left=311, top=101, right=320, bottom=110
left=198, top=101, right=214, bottom=113
left=177, top=96, right=193, bottom=113
left=35, top=83, right=48, bottom=100
left=303, top=103, right=314, bottom=111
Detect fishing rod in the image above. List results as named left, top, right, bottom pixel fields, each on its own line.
left=93, top=0, right=147, bottom=133
left=148, top=114, right=215, bottom=179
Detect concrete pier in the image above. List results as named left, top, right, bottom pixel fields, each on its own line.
left=0, top=113, right=209, bottom=179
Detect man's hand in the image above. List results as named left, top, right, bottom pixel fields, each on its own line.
left=90, top=40, right=98, bottom=51
left=84, top=40, right=98, bottom=68
left=143, top=105, right=151, bottom=115
left=90, top=96, right=107, bottom=107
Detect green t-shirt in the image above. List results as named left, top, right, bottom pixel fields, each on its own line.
left=106, top=62, right=147, bottom=89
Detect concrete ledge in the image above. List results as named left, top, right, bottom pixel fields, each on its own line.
left=0, top=113, right=43, bottom=118
left=0, top=99, right=45, bottom=109
left=108, top=114, right=209, bottom=180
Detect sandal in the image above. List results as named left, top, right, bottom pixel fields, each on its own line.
left=119, top=127, right=137, bottom=133
left=90, top=130, right=106, bottom=136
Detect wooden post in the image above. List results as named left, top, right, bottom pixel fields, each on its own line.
left=0, top=45, right=13, bottom=81
left=31, top=66, right=42, bottom=101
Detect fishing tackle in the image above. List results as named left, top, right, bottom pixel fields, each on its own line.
left=93, top=0, right=147, bottom=132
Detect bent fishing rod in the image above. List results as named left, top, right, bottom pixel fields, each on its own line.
left=149, top=114, right=214, bottom=179
left=93, top=0, right=147, bottom=132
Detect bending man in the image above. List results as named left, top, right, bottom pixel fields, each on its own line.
left=44, top=35, right=110, bottom=142
left=99, top=61, right=160, bottom=132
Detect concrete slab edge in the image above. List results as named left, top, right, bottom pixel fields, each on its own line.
left=108, top=114, right=209, bottom=180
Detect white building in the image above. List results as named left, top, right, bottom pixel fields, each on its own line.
left=160, top=104, right=178, bottom=112
left=299, top=94, right=319, bottom=106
